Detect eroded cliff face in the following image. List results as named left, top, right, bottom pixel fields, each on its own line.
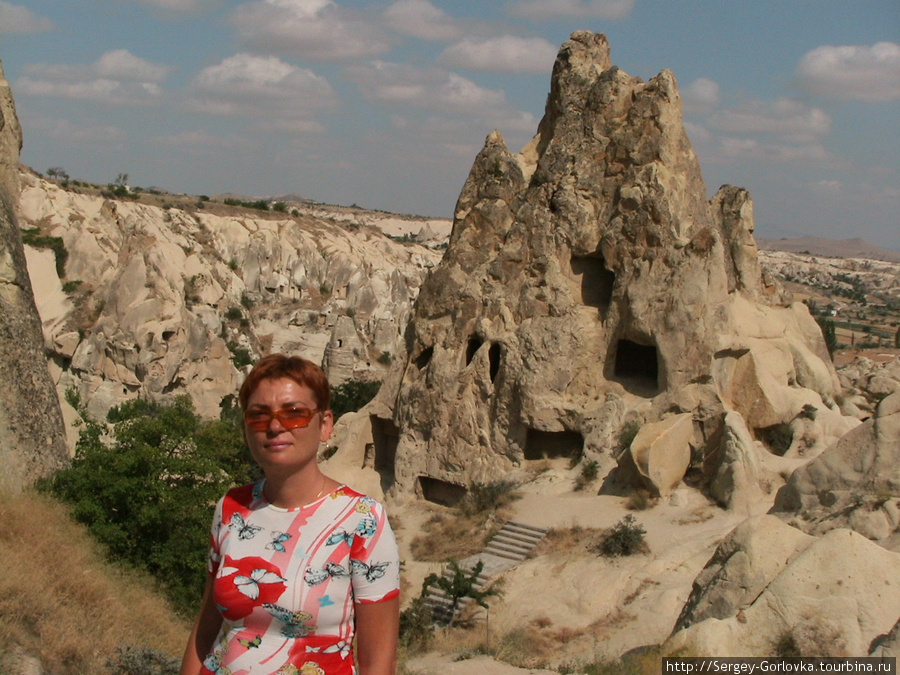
left=364, top=32, right=855, bottom=500
left=18, top=172, right=441, bottom=426
left=0, top=60, right=69, bottom=491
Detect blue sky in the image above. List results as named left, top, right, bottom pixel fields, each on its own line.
left=1, top=0, right=898, bottom=249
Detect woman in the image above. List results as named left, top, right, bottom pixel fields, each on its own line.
left=180, top=354, right=400, bottom=675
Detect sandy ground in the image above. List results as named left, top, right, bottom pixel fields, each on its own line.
left=395, top=463, right=775, bottom=674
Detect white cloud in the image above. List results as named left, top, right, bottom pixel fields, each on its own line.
left=26, top=115, right=127, bottom=146
left=718, top=136, right=831, bottom=164
left=439, top=35, right=558, bottom=74
left=506, top=0, right=634, bottom=21
left=382, top=0, right=461, bottom=41
left=346, top=61, right=507, bottom=113
left=16, top=50, right=170, bottom=106
left=127, top=0, right=221, bottom=12
left=187, top=53, right=337, bottom=125
left=231, top=0, right=391, bottom=61
left=0, top=1, right=55, bottom=33
left=158, top=130, right=252, bottom=150
left=682, top=78, right=720, bottom=114
left=708, top=98, right=831, bottom=144
left=811, top=179, right=843, bottom=194
left=794, top=42, right=900, bottom=102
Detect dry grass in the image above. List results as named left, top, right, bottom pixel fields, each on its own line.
left=530, top=525, right=606, bottom=557
left=0, top=490, right=190, bottom=674
left=410, top=511, right=500, bottom=561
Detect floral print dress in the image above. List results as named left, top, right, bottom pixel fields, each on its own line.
left=201, top=481, right=400, bottom=675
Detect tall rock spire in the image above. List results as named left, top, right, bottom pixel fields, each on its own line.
left=0, top=59, right=69, bottom=492
left=358, top=33, right=851, bottom=503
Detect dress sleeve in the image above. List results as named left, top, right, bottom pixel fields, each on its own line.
left=207, top=495, right=225, bottom=577
left=349, top=499, right=401, bottom=604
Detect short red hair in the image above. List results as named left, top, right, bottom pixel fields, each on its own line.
left=238, top=354, right=331, bottom=411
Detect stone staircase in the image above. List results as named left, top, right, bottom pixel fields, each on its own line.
left=423, top=520, right=548, bottom=625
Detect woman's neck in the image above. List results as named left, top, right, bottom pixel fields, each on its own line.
left=263, top=468, right=332, bottom=509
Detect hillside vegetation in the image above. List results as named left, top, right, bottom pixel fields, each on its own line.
left=0, top=491, right=189, bottom=674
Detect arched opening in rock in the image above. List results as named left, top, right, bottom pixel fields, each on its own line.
left=466, top=335, right=483, bottom=366
left=570, top=254, right=615, bottom=311
left=418, top=476, right=467, bottom=507
left=612, top=338, right=660, bottom=395
left=524, top=428, right=584, bottom=461
left=415, top=346, right=433, bottom=370
left=488, top=343, right=502, bottom=383
left=370, top=416, right=399, bottom=492
left=755, top=423, right=794, bottom=456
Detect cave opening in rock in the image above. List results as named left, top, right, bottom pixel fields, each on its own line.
left=755, top=423, right=794, bottom=456
left=415, top=345, right=434, bottom=370
left=369, top=416, right=399, bottom=492
left=465, top=335, right=483, bottom=366
left=613, top=338, right=660, bottom=394
left=570, top=254, right=615, bottom=311
left=488, top=343, right=501, bottom=383
left=418, top=476, right=467, bottom=507
left=524, top=428, right=584, bottom=461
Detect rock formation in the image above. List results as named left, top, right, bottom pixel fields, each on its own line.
left=773, top=390, right=900, bottom=541
left=17, top=171, right=441, bottom=423
left=667, top=515, right=900, bottom=656
left=0, top=60, right=68, bottom=491
left=354, top=32, right=855, bottom=501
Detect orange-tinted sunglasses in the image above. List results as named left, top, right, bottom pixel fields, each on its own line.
left=244, top=407, right=319, bottom=432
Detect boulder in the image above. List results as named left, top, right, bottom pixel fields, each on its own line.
left=668, top=524, right=900, bottom=656
left=708, top=412, right=768, bottom=512
left=773, top=391, right=900, bottom=539
left=628, top=413, right=693, bottom=497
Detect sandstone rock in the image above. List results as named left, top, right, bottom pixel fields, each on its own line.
left=673, top=515, right=814, bottom=632
left=668, top=525, right=900, bottom=656
left=17, top=171, right=441, bottom=421
left=773, top=391, right=900, bottom=539
left=870, top=617, right=900, bottom=658
left=708, top=412, right=768, bottom=512
left=351, top=32, right=849, bottom=499
left=628, top=413, right=693, bottom=496
left=0, top=60, right=69, bottom=491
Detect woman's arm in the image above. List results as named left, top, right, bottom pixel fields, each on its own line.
left=179, top=576, right=223, bottom=675
left=355, top=597, right=400, bottom=675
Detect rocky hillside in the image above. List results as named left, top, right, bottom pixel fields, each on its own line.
left=18, top=169, right=443, bottom=435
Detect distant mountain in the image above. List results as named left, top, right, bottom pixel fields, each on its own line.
left=757, top=236, right=900, bottom=263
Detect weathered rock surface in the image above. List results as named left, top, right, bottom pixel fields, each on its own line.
left=773, top=390, right=900, bottom=541
left=18, top=172, right=441, bottom=423
left=667, top=521, right=900, bottom=656
left=350, top=32, right=853, bottom=499
left=0, top=59, right=68, bottom=491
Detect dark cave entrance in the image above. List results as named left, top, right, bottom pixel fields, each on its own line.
left=524, top=428, right=585, bottom=461
left=418, top=476, right=467, bottom=507
left=465, top=335, right=483, bottom=366
left=612, top=338, right=661, bottom=396
left=570, top=255, right=615, bottom=312
left=369, top=416, right=399, bottom=492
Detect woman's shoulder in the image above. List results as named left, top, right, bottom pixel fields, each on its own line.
left=219, top=480, right=264, bottom=513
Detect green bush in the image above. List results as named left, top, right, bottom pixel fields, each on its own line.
left=399, top=597, right=434, bottom=653
left=595, top=514, right=647, bottom=557
left=21, top=227, right=68, bottom=276
left=40, top=396, right=258, bottom=615
left=460, top=480, right=519, bottom=516
left=330, top=379, right=382, bottom=419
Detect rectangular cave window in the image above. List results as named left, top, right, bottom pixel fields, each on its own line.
left=524, top=428, right=584, bottom=461
left=415, top=345, right=434, bottom=370
left=570, top=255, right=615, bottom=311
left=465, top=335, right=483, bottom=366
left=418, top=476, right=467, bottom=507
left=613, top=338, right=660, bottom=395
left=370, top=416, right=399, bottom=492
left=489, top=342, right=502, bottom=383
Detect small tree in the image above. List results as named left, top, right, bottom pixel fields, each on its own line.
left=422, top=559, right=501, bottom=627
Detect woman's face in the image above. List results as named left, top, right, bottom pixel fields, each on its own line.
left=243, top=377, right=334, bottom=477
